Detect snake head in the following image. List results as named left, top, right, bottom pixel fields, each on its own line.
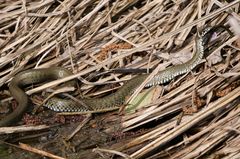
left=199, top=25, right=233, bottom=46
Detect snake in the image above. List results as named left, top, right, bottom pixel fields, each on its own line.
left=0, top=26, right=226, bottom=127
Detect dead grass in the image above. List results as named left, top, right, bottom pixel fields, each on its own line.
left=0, top=0, right=240, bottom=158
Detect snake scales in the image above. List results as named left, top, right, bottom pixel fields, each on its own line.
left=0, top=26, right=225, bottom=127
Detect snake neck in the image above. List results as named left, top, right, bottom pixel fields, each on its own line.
left=187, top=35, right=205, bottom=70
left=145, top=27, right=215, bottom=87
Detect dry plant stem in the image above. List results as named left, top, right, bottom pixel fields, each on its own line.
left=172, top=106, right=240, bottom=158
left=111, top=31, right=137, bottom=47
left=90, top=1, right=158, bottom=46
left=121, top=63, right=164, bottom=112
left=93, top=147, right=133, bottom=159
left=183, top=123, right=240, bottom=159
left=130, top=85, right=240, bottom=158
left=126, top=1, right=239, bottom=51
left=122, top=106, right=182, bottom=132
left=118, top=121, right=176, bottom=151
left=132, top=19, right=152, bottom=40
left=0, top=125, right=50, bottom=135
left=0, top=0, right=55, bottom=19
left=42, top=87, right=75, bottom=105
left=88, top=54, right=121, bottom=84
left=19, top=143, right=65, bottom=159
left=179, top=132, right=235, bottom=159
left=65, top=114, right=91, bottom=141
left=72, top=0, right=110, bottom=28
left=78, top=3, right=116, bottom=50
left=122, top=91, right=191, bottom=128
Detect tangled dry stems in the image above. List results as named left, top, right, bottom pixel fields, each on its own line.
left=0, top=0, right=240, bottom=158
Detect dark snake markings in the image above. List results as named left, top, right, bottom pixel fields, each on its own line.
left=0, top=26, right=228, bottom=126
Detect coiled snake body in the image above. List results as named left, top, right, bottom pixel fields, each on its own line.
left=0, top=27, right=219, bottom=126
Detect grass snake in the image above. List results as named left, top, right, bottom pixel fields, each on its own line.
left=0, top=26, right=226, bottom=126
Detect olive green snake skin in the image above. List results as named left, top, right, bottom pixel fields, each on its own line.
left=0, top=27, right=223, bottom=126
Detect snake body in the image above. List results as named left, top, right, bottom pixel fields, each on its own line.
left=0, top=27, right=219, bottom=126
